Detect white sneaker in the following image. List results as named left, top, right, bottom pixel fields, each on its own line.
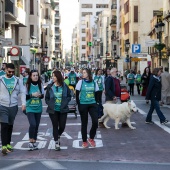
left=55, top=142, right=60, bottom=151
left=28, top=143, right=34, bottom=151
left=33, top=143, right=38, bottom=150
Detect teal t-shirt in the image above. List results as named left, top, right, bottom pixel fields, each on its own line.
left=26, top=84, right=42, bottom=113
left=0, top=70, right=6, bottom=76
left=136, top=74, right=141, bottom=84
left=69, top=73, right=76, bottom=85
left=127, top=73, right=135, bottom=84
left=94, top=76, right=103, bottom=91
left=80, top=80, right=96, bottom=104
left=3, top=76, right=15, bottom=94
left=23, top=77, right=28, bottom=86
left=52, top=85, right=63, bottom=111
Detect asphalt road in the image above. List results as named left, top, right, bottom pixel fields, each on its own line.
left=0, top=88, right=170, bottom=170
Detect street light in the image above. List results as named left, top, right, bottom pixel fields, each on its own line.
left=125, top=41, right=130, bottom=69
left=155, top=21, right=165, bottom=66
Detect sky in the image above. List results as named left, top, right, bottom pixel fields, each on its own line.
left=60, top=0, right=79, bottom=50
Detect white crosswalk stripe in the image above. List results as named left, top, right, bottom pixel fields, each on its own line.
left=0, top=161, right=34, bottom=170
left=41, top=161, right=67, bottom=169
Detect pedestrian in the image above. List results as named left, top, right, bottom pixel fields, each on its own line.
left=145, top=68, right=168, bottom=125
left=141, top=67, right=151, bottom=104
left=127, top=70, right=135, bottom=96
left=160, top=67, right=170, bottom=105
left=135, top=70, right=142, bottom=95
left=25, top=70, right=44, bottom=151
left=105, top=67, right=121, bottom=103
left=22, top=68, right=30, bottom=86
left=104, top=68, right=111, bottom=81
left=0, top=63, right=26, bottom=155
left=0, top=63, right=7, bottom=76
left=68, top=68, right=78, bottom=89
left=93, top=68, right=105, bottom=119
left=75, top=68, right=99, bottom=148
left=45, top=70, right=71, bottom=151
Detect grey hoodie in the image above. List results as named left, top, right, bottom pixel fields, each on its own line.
left=0, top=75, right=26, bottom=107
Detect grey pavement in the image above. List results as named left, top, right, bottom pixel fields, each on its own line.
left=0, top=81, right=170, bottom=169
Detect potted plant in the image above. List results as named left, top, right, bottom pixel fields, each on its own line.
left=154, top=43, right=166, bottom=51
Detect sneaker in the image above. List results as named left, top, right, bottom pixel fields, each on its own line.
left=1, top=146, right=8, bottom=155
left=145, top=121, right=154, bottom=124
left=82, top=142, right=88, bottom=148
left=88, top=138, right=96, bottom=147
left=33, top=143, right=38, bottom=150
left=28, top=142, right=34, bottom=151
left=7, top=144, right=13, bottom=152
left=55, top=142, right=60, bottom=151
left=146, top=100, right=149, bottom=104
left=161, top=120, right=169, bottom=125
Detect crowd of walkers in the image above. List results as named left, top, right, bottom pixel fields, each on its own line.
left=0, top=62, right=169, bottom=155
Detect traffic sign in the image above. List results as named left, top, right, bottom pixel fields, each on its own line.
left=10, top=47, right=20, bottom=56
left=132, top=44, right=141, bottom=53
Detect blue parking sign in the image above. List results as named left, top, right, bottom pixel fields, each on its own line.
left=132, top=44, right=141, bottom=53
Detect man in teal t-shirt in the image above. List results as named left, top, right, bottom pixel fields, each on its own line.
left=0, top=63, right=7, bottom=76
left=127, top=70, right=135, bottom=96
left=68, top=68, right=77, bottom=89
left=3, top=76, right=15, bottom=94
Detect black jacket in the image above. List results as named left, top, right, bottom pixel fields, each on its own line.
left=105, top=76, right=121, bottom=101
left=146, top=75, right=161, bottom=101
left=141, top=73, right=150, bottom=87
left=45, top=82, right=71, bottom=114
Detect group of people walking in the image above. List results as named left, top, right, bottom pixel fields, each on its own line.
left=0, top=62, right=169, bottom=156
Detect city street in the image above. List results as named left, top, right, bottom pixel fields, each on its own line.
left=1, top=89, right=170, bottom=170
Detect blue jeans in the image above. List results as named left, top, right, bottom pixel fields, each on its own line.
left=146, top=99, right=166, bottom=122
left=27, top=112, right=42, bottom=140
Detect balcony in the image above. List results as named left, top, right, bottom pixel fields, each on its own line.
left=54, top=6, right=59, bottom=11
left=111, top=4, right=117, bottom=10
left=53, top=0, right=59, bottom=3
left=55, top=39, right=60, bottom=43
left=55, top=14, right=60, bottom=19
left=5, top=0, right=16, bottom=22
left=55, top=31, right=60, bottom=35
left=44, top=0, right=50, bottom=4
left=110, top=16, right=117, bottom=26
left=0, top=28, right=4, bottom=36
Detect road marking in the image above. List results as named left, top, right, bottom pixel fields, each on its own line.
left=39, top=123, right=47, bottom=126
left=137, top=108, right=146, bottom=115
left=12, top=132, right=21, bottom=135
left=0, top=161, right=34, bottom=170
left=41, top=115, right=49, bottom=117
left=41, top=161, right=67, bottom=169
left=66, top=123, right=81, bottom=126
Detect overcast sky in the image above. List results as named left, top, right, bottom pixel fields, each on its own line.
left=60, top=0, right=79, bottom=50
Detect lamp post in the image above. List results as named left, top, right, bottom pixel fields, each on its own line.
left=30, top=36, right=36, bottom=69
left=45, top=45, right=48, bottom=71
left=125, top=41, right=130, bottom=70
left=155, top=21, right=165, bottom=66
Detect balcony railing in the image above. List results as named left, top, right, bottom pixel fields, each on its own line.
left=5, top=0, right=14, bottom=14
left=110, top=16, right=117, bottom=26
left=111, top=4, right=117, bottom=10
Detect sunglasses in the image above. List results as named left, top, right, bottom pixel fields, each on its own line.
left=7, top=70, right=15, bottom=74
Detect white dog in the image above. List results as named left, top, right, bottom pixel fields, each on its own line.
left=98, top=100, right=138, bottom=130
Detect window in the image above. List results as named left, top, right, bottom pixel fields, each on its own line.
left=124, top=0, right=129, bottom=14
left=82, top=4, right=93, bottom=8
left=134, top=6, right=138, bottom=22
left=124, top=22, right=129, bottom=35
left=82, top=37, right=86, bottom=41
left=82, top=29, right=85, bottom=33
left=82, top=45, right=86, bottom=49
left=30, top=25, right=34, bottom=37
left=133, top=31, right=138, bottom=43
left=96, top=4, right=109, bottom=8
left=82, top=12, right=92, bottom=17
left=30, top=0, right=34, bottom=15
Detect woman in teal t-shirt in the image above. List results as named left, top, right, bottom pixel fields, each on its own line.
left=25, top=70, right=44, bottom=151
left=127, top=70, right=135, bottom=96
left=45, top=70, right=71, bottom=151
left=76, top=68, right=99, bottom=148
left=93, top=69, right=104, bottom=118
left=135, top=70, right=142, bottom=95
